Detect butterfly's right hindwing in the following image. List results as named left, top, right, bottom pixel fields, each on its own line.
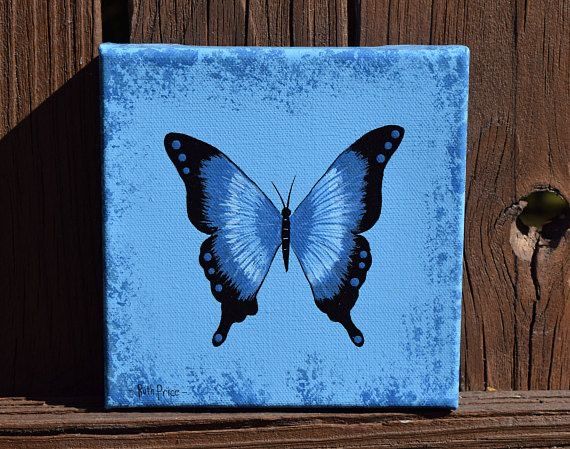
left=165, top=133, right=281, bottom=346
left=310, top=235, right=372, bottom=343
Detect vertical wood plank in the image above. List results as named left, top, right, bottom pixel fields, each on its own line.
left=247, top=0, right=292, bottom=45
left=0, top=0, right=103, bottom=396
left=360, top=0, right=569, bottom=390
left=513, top=0, right=569, bottom=390
left=130, top=0, right=349, bottom=46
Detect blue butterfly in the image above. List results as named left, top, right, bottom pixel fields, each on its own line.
left=165, top=126, right=404, bottom=347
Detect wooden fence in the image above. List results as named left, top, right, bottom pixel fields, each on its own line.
left=0, top=0, right=568, bottom=446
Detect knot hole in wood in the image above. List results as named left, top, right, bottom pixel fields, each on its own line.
left=510, top=189, right=569, bottom=262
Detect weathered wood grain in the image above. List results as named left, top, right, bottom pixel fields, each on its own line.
left=0, top=1, right=103, bottom=396
left=130, top=0, right=349, bottom=46
left=0, top=391, right=569, bottom=448
left=359, top=0, right=570, bottom=391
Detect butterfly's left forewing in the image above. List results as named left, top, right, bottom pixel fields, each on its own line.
left=165, top=133, right=281, bottom=346
left=291, top=126, right=404, bottom=346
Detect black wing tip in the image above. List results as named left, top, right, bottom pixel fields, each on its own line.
left=210, top=302, right=258, bottom=347
left=164, top=132, right=182, bottom=147
left=353, top=125, right=406, bottom=149
left=340, top=317, right=365, bottom=347
left=388, top=124, right=405, bottom=140
left=212, top=331, right=227, bottom=347
left=374, top=125, right=405, bottom=146
left=381, top=125, right=404, bottom=151
left=352, top=334, right=365, bottom=347
left=351, top=125, right=405, bottom=164
left=163, top=133, right=182, bottom=159
left=367, top=124, right=404, bottom=137
left=164, top=132, right=195, bottom=182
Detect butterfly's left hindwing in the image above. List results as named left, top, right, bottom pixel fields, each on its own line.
left=165, top=133, right=281, bottom=346
left=291, top=126, right=404, bottom=346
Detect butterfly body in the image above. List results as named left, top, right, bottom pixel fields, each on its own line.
left=281, top=207, right=292, bottom=272
left=165, top=125, right=404, bottom=347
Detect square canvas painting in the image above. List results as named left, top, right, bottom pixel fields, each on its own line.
left=101, top=44, right=469, bottom=408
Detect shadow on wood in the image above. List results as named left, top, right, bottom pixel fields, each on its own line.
left=0, top=59, right=104, bottom=398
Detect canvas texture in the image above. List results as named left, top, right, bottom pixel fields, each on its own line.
left=100, top=44, right=469, bottom=408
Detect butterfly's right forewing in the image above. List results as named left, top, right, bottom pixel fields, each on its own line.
left=165, top=133, right=281, bottom=346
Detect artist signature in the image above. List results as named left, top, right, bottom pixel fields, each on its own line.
left=136, top=384, right=186, bottom=401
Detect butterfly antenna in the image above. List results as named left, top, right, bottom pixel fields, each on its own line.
left=271, top=182, right=286, bottom=208
left=286, top=176, right=296, bottom=208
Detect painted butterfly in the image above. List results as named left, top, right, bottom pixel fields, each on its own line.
left=165, top=126, right=404, bottom=347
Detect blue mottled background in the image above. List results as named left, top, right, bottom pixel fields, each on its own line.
left=101, top=44, right=469, bottom=408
